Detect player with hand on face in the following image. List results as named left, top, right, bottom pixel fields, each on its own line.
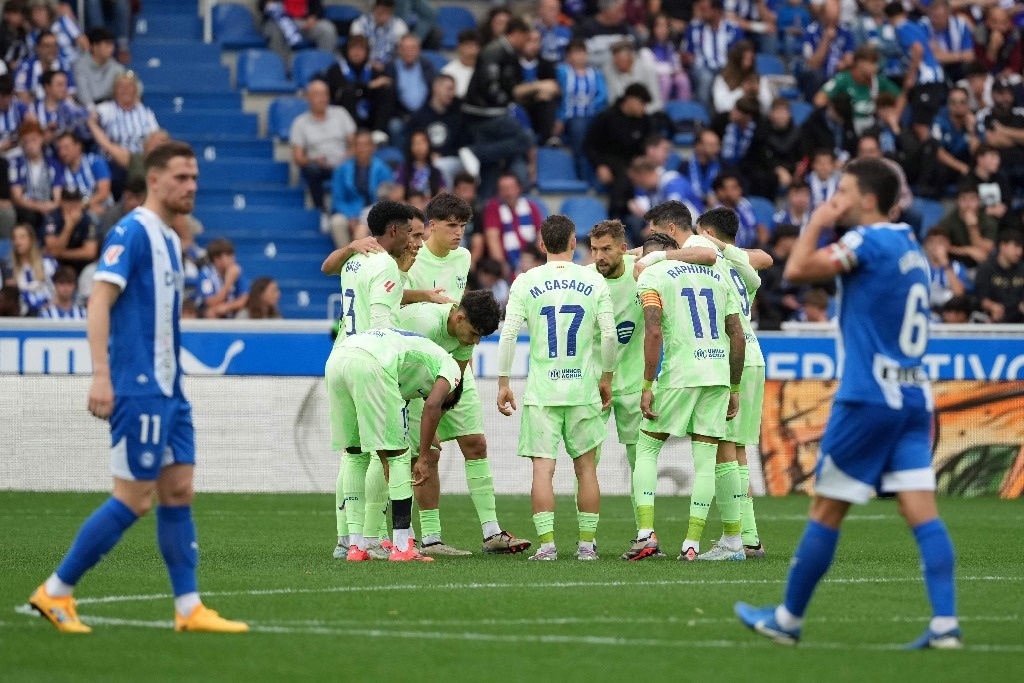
left=736, top=158, right=961, bottom=649
left=497, top=215, right=616, bottom=561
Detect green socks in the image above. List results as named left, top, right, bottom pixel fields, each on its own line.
left=687, top=440, right=717, bottom=542
left=578, top=512, right=599, bottom=543
left=625, top=443, right=639, bottom=531
left=464, top=458, right=498, bottom=526
left=533, top=511, right=555, bottom=543
left=739, top=464, right=760, bottom=546
left=335, top=455, right=348, bottom=537
left=715, top=461, right=742, bottom=537
left=363, top=455, right=390, bottom=540
left=343, top=452, right=372, bottom=535
left=633, top=432, right=663, bottom=533
left=419, top=508, right=441, bottom=541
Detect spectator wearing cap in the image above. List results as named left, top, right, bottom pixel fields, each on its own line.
left=42, top=187, right=98, bottom=275
left=683, top=0, right=744, bottom=108
left=975, top=230, right=1024, bottom=323
left=10, top=119, right=62, bottom=229
left=14, top=29, right=75, bottom=103
left=86, top=71, right=158, bottom=196
left=584, top=83, right=657, bottom=222
left=259, top=0, right=338, bottom=68
left=974, top=78, right=1024, bottom=188
left=814, top=44, right=902, bottom=136
left=0, top=73, right=32, bottom=154
left=604, top=39, right=663, bottom=116
left=798, top=0, right=854, bottom=102
left=27, top=0, right=87, bottom=64
left=441, top=29, right=480, bottom=99
left=973, top=6, right=1023, bottom=79
left=197, top=237, right=250, bottom=319
left=350, top=0, right=409, bottom=70
left=37, top=263, right=85, bottom=318
left=885, top=2, right=947, bottom=128
left=54, top=130, right=110, bottom=215
left=936, top=181, right=999, bottom=266
left=72, top=26, right=123, bottom=107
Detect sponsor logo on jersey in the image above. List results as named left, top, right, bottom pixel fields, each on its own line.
left=548, top=368, right=583, bottom=380
left=103, top=245, right=124, bottom=266
left=384, top=280, right=396, bottom=292
left=694, top=348, right=726, bottom=360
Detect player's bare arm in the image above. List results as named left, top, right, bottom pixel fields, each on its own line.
left=415, top=378, right=452, bottom=485
left=402, top=288, right=456, bottom=305
left=320, top=237, right=383, bottom=275
left=86, top=281, right=121, bottom=420
left=640, top=299, right=663, bottom=420
left=785, top=197, right=853, bottom=284
left=725, top=312, right=745, bottom=420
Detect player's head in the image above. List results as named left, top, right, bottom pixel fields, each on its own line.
left=440, top=374, right=466, bottom=411
left=407, top=205, right=426, bottom=261
left=539, top=214, right=576, bottom=256
left=144, top=141, right=198, bottom=217
left=642, top=232, right=679, bottom=255
left=644, top=200, right=694, bottom=240
left=696, top=207, right=740, bottom=243
left=835, top=158, right=899, bottom=225
left=588, top=219, right=628, bottom=277
left=367, top=200, right=415, bottom=257
left=452, top=289, right=501, bottom=346
left=425, top=192, right=472, bottom=250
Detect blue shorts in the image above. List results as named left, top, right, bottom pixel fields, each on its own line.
left=814, top=401, right=935, bottom=504
left=109, top=395, right=196, bottom=481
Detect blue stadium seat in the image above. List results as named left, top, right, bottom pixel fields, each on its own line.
left=213, top=3, right=267, bottom=49
left=238, top=49, right=296, bottom=93
left=268, top=97, right=309, bottom=141
left=0, top=238, right=10, bottom=262
left=422, top=49, right=449, bottom=73
left=790, top=101, right=815, bottom=126
left=375, top=145, right=405, bottom=168
left=292, top=50, right=336, bottom=88
left=912, top=197, right=946, bottom=234
left=195, top=208, right=320, bottom=231
left=536, top=147, right=589, bottom=193
left=747, top=195, right=777, bottom=228
left=523, top=194, right=550, bottom=219
left=197, top=186, right=306, bottom=209
left=162, top=111, right=259, bottom=137
left=437, top=6, right=477, bottom=50
left=665, top=100, right=709, bottom=145
left=136, top=16, right=202, bottom=40
left=323, top=5, right=362, bottom=23
left=560, top=197, right=608, bottom=239
left=139, top=64, right=231, bottom=91
left=755, top=53, right=786, bottom=76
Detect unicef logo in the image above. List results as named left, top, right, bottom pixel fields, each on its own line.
left=139, top=451, right=156, bottom=468
left=694, top=349, right=707, bottom=360
left=616, top=321, right=635, bottom=345
left=549, top=370, right=560, bottom=380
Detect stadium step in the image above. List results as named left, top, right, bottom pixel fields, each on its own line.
left=238, top=254, right=326, bottom=280
left=232, top=238, right=333, bottom=258
left=201, top=228, right=322, bottom=243
left=195, top=186, right=305, bottom=209
left=162, top=111, right=259, bottom=137
left=137, top=64, right=231, bottom=91
left=133, top=16, right=202, bottom=40
left=146, top=92, right=243, bottom=112
left=132, top=40, right=222, bottom=66
left=194, top=207, right=317, bottom=231
left=179, top=137, right=273, bottom=160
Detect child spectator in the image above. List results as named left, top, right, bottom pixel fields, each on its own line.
left=555, top=38, right=608, bottom=183
left=9, top=119, right=61, bottom=229
left=923, top=227, right=970, bottom=313
left=773, top=179, right=811, bottom=232
left=806, top=148, right=839, bottom=210
left=37, top=263, right=85, bottom=318
left=646, top=12, right=690, bottom=102
left=236, top=276, right=282, bottom=320
left=197, top=238, right=249, bottom=319
left=8, top=221, right=54, bottom=314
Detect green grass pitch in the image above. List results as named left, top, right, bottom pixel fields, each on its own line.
left=2, top=492, right=1022, bottom=682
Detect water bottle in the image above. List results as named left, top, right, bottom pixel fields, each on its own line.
left=233, top=194, right=246, bottom=210
left=264, top=242, right=277, bottom=258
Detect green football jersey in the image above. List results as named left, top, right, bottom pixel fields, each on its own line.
left=717, top=248, right=765, bottom=368
left=406, top=245, right=471, bottom=303
left=636, top=235, right=741, bottom=389
left=399, top=302, right=474, bottom=363
left=340, top=328, right=462, bottom=400
left=336, top=251, right=402, bottom=343
left=588, top=254, right=643, bottom=395
left=505, top=261, right=613, bottom=407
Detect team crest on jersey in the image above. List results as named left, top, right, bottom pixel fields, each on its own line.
left=616, top=321, right=635, bottom=344
left=103, top=245, right=124, bottom=266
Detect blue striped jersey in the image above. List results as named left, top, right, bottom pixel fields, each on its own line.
left=14, top=56, right=76, bottom=100
left=94, top=100, right=160, bottom=154
left=59, top=152, right=111, bottom=199
left=685, top=19, right=744, bottom=71
left=8, top=153, right=64, bottom=201
left=38, top=302, right=87, bottom=319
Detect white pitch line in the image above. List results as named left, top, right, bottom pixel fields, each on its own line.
left=67, top=575, right=1021, bottom=607
left=28, top=615, right=1024, bottom=654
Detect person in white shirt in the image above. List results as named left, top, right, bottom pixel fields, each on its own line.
left=441, top=29, right=480, bottom=99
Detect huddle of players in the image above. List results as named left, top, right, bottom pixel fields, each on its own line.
left=325, top=191, right=770, bottom=562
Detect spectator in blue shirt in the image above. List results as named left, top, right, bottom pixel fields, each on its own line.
left=798, top=0, right=854, bottom=101
left=922, top=0, right=974, bottom=83
left=931, top=86, right=975, bottom=191
left=555, top=39, right=608, bottom=183
left=0, top=73, right=32, bottom=155
left=536, top=0, right=572, bottom=62
left=10, top=119, right=63, bottom=229
left=330, top=130, right=394, bottom=246
left=37, top=264, right=86, bottom=319
left=55, top=131, right=110, bottom=215
left=886, top=2, right=946, bottom=127
left=384, top=33, right=436, bottom=152
left=776, top=0, right=811, bottom=67
left=197, top=237, right=250, bottom=319
left=851, top=0, right=903, bottom=82
left=683, top=0, right=745, bottom=108
left=13, top=29, right=75, bottom=103
left=923, top=226, right=970, bottom=314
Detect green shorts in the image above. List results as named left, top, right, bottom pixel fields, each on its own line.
left=519, top=403, right=605, bottom=459
left=724, top=365, right=764, bottom=446
left=407, top=369, right=484, bottom=447
left=640, top=385, right=730, bottom=439
left=602, top=391, right=641, bottom=445
left=325, top=347, right=408, bottom=453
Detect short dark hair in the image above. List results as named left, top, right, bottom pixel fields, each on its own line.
left=440, top=372, right=465, bottom=411
left=540, top=214, right=576, bottom=254
left=478, top=258, right=503, bottom=277
left=206, top=238, right=236, bottom=260
left=643, top=232, right=679, bottom=254
left=566, top=37, right=587, bottom=53
left=123, top=174, right=147, bottom=197
left=644, top=200, right=693, bottom=231
left=853, top=44, right=879, bottom=63
left=884, top=2, right=905, bottom=18
left=86, top=26, right=116, bottom=44
left=998, top=229, right=1024, bottom=246
left=811, top=148, right=836, bottom=163
left=843, top=158, right=899, bottom=215
left=425, top=192, right=472, bottom=223
left=0, top=73, right=13, bottom=95
left=506, top=16, right=530, bottom=35
left=144, top=141, right=195, bottom=172
left=698, top=207, right=740, bottom=241
left=956, top=179, right=979, bottom=197
left=589, top=219, right=626, bottom=243
left=408, top=205, right=425, bottom=223
left=711, top=171, right=742, bottom=193
left=366, top=200, right=415, bottom=237
left=41, top=69, right=66, bottom=88
left=53, top=265, right=78, bottom=285
left=459, top=289, right=501, bottom=336
left=623, top=83, right=652, bottom=104
left=924, top=226, right=950, bottom=242
left=453, top=171, right=476, bottom=188
left=974, top=143, right=998, bottom=159
left=770, top=224, right=800, bottom=246
left=457, top=28, right=480, bottom=45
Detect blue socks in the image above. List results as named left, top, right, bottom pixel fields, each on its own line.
left=913, top=519, right=957, bottom=617
left=156, top=505, right=199, bottom=597
left=56, top=497, right=138, bottom=586
left=783, top=520, right=840, bottom=618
